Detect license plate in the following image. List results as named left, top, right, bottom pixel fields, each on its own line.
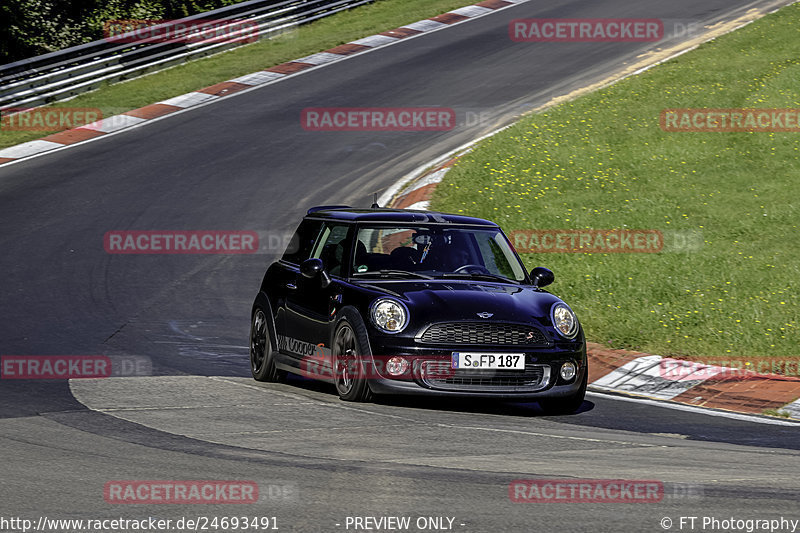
left=451, top=352, right=525, bottom=370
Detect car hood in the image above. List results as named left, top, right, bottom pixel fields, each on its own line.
left=355, top=279, right=563, bottom=326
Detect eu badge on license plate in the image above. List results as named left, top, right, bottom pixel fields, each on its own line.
left=451, top=352, right=525, bottom=370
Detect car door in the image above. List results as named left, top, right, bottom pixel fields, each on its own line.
left=284, top=222, right=351, bottom=359
left=272, top=218, right=323, bottom=355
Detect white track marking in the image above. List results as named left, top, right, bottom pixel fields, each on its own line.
left=229, top=71, right=286, bottom=85
left=451, top=6, right=494, bottom=17
left=587, top=391, right=800, bottom=426
left=0, top=140, right=63, bottom=159
left=295, top=52, right=347, bottom=65
left=159, top=92, right=218, bottom=108
left=80, top=114, right=146, bottom=133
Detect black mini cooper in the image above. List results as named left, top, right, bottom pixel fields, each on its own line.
left=249, top=206, right=587, bottom=413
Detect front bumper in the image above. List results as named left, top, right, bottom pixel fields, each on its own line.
left=363, top=339, right=587, bottom=399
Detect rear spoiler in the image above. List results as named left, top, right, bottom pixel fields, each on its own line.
left=307, top=205, right=351, bottom=215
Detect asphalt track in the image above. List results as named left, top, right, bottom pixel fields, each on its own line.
left=1, top=0, right=798, bottom=531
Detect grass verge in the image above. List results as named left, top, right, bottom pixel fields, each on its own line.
left=432, top=4, right=800, bottom=358
left=0, top=0, right=473, bottom=150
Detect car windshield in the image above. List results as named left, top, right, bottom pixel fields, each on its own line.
left=351, top=225, right=527, bottom=282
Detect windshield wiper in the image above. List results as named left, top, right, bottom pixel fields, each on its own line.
left=352, top=269, right=433, bottom=279
left=441, top=272, right=516, bottom=283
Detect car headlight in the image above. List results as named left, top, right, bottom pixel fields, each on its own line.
left=370, top=298, right=409, bottom=334
left=551, top=303, right=579, bottom=339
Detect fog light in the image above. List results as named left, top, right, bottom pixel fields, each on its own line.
left=560, top=362, right=577, bottom=381
left=386, top=356, right=410, bottom=376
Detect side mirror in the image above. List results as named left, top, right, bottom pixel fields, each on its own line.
left=530, top=267, right=554, bottom=289
left=300, top=258, right=331, bottom=288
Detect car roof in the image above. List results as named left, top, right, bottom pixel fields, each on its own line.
left=305, top=206, right=498, bottom=227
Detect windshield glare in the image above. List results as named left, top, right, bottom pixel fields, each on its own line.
left=353, top=226, right=527, bottom=282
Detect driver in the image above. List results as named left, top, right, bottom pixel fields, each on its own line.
left=415, top=232, right=471, bottom=272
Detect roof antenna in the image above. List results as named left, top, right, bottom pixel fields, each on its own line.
left=371, top=192, right=380, bottom=209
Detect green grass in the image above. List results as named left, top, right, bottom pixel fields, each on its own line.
left=432, top=4, right=800, bottom=358
left=0, top=0, right=472, bottom=150
left=763, top=408, right=792, bottom=419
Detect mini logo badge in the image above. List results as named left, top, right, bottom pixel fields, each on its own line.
left=477, top=312, right=493, bottom=318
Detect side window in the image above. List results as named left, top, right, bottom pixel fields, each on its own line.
left=281, top=219, right=323, bottom=265
left=311, top=223, right=350, bottom=277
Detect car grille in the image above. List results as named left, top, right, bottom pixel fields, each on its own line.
left=419, top=322, right=550, bottom=346
left=419, top=360, right=551, bottom=392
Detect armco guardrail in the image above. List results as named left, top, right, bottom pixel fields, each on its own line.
left=0, top=0, right=374, bottom=110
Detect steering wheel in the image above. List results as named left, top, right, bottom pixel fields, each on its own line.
left=454, top=264, right=490, bottom=274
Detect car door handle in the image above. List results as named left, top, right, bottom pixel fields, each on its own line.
left=286, top=282, right=297, bottom=290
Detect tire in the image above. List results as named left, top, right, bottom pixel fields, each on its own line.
left=331, top=308, right=373, bottom=402
left=538, top=369, right=587, bottom=415
left=250, top=306, right=285, bottom=382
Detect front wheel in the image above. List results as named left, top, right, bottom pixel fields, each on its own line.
left=250, top=307, right=285, bottom=382
left=537, top=369, right=587, bottom=415
left=332, top=310, right=373, bottom=402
